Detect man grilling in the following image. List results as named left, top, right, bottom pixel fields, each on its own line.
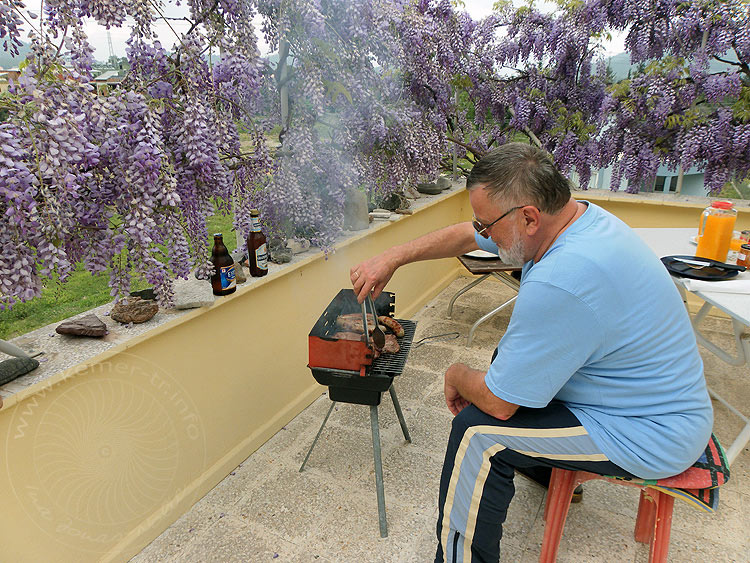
left=349, top=142, right=713, bottom=563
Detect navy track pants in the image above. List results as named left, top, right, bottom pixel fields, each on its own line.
left=435, top=401, right=636, bottom=563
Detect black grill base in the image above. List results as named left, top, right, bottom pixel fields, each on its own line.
left=310, top=367, right=393, bottom=406
left=329, top=386, right=383, bottom=406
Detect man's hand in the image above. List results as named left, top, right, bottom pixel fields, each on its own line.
left=348, top=222, right=481, bottom=303
left=444, top=363, right=472, bottom=415
left=350, top=251, right=398, bottom=303
left=443, top=361, right=520, bottom=420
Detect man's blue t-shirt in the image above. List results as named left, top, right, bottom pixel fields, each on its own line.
left=475, top=202, right=713, bottom=479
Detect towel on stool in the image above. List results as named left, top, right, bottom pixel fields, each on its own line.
left=607, top=434, right=729, bottom=513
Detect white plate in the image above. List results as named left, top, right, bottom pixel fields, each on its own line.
left=463, top=250, right=498, bottom=259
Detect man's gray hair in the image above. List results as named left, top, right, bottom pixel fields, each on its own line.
left=466, top=143, right=571, bottom=214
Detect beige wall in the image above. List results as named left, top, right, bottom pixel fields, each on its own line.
left=0, top=188, right=724, bottom=560
left=578, top=192, right=750, bottom=231
left=0, top=189, right=469, bottom=562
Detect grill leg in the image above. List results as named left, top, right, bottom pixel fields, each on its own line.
left=389, top=386, right=411, bottom=443
left=299, top=401, right=336, bottom=472
left=370, top=405, right=388, bottom=538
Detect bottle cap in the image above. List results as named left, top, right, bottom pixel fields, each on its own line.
left=711, top=201, right=734, bottom=209
left=250, top=209, right=260, bottom=216
left=214, top=233, right=223, bottom=237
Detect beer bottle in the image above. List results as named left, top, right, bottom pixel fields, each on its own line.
left=246, top=209, right=268, bottom=277
left=210, top=233, right=237, bottom=295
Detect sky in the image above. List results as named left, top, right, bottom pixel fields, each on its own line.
left=24, top=0, right=624, bottom=62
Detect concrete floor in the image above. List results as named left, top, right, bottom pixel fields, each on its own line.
left=131, top=276, right=750, bottom=562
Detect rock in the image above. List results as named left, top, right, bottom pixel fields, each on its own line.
left=377, top=192, right=404, bottom=211
left=0, top=339, right=32, bottom=358
left=55, top=314, right=108, bottom=337
left=0, top=357, right=40, bottom=386
left=436, top=176, right=451, bottom=190
left=173, top=277, right=215, bottom=309
left=234, top=262, right=247, bottom=283
left=269, top=238, right=292, bottom=264
left=288, top=238, right=310, bottom=255
left=344, top=189, right=369, bottom=230
left=404, top=185, right=422, bottom=199
left=111, top=297, right=159, bottom=324
left=129, top=288, right=156, bottom=300
left=417, top=182, right=442, bottom=195
left=231, top=249, right=247, bottom=264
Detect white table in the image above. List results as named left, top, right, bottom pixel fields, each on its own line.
left=636, top=228, right=750, bottom=465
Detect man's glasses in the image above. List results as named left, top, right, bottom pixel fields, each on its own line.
left=472, top=206, right=524, bottom=238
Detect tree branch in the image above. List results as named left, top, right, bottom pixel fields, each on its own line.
left=447, top=136, right=486, bottom=158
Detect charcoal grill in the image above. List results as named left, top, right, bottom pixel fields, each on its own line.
left=302, top=288, right=417, bottom=537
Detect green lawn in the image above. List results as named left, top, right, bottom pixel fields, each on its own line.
left=0, top=210, right=237, bottom=340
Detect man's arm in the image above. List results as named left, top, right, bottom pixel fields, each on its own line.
left=444, top=362, right=519, bottom=420
left=350, top=221, right=480, bottom=302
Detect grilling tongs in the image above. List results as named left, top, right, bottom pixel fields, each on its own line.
left=361, top=294, right=386, bottom=349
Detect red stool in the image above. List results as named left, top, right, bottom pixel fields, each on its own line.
left=539, top=434, right=728, bottom=562
left=540, top=469, right=675, bottom=562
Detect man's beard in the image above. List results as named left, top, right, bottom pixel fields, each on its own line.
left=496, top=227, right=526, bottom=267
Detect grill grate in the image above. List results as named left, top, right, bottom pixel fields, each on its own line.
left=369, top=319, right=416, bottom=377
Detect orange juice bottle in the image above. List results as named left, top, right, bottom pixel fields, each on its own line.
left=695, top=201, right=737, bottom=262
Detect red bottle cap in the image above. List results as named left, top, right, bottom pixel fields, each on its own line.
left=711, top=201, right=734, bottom=209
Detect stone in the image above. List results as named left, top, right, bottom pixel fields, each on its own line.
left=436, top=176, right=451, bottom=190
left=344, top=189, right=369, bottom=231
left=288, top=238, right=310, bottom=255
left=0, top=339, right=32, bottom=358
left=234, top=262, right=247, bottom=283
left=111, top=297, right=159, bottom=324
left=269, top=238, right=292, bottom=264
left=231, top=249, right=247, bottom=265
left=377, top=191, right=404, bottom=211
left=55, top=314, right=108, bottom=337
left=0, top=357, right=39, bottom=386
left=173, top=277, right=215, bottom=309
left=416, top=182, right=442, bottom=195
left=129, top=288, right=156, bottom=300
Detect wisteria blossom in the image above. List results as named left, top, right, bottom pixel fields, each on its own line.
left=0, top=0, right=748, bottom=310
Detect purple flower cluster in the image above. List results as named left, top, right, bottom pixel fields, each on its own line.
left=1, top=0, right=749, bottom=310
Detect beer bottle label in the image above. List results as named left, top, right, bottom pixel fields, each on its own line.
left=250, top=217, right=262, bottom=232
left=255, top=244, right=268, bottom=270
left=219, top=264, right=236, bottom=289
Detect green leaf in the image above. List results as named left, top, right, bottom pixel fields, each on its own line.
left=311, top=37, right=342, bottom=64
left=322, top=80, right=353, bottom=104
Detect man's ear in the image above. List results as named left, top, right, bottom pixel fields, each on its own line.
left=521, top=206, right=541, bottom=236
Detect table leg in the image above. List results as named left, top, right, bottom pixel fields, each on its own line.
left=707, top=388, right=750, bottom=465
left=467, top=295, right=518, bottom=346
left=691, top=303, right=749, bottom=367
left=447, top=274, right=491, bottom=318
left=688, top=299, right=750, bottom=465
left=491, top=271, right=521, bottom=292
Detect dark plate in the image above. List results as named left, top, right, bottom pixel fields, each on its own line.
left=661, top=255, right=742, bottom=281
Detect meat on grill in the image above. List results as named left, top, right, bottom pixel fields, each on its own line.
left=333, top=315, right=400, bottom=355
left=332, top=331, right=365, bottom=341
left=378, top=316, right=404, bottom=338
left=335, top=313, right=375, bottom=333
left=381, top=334, right=400, bottom=354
